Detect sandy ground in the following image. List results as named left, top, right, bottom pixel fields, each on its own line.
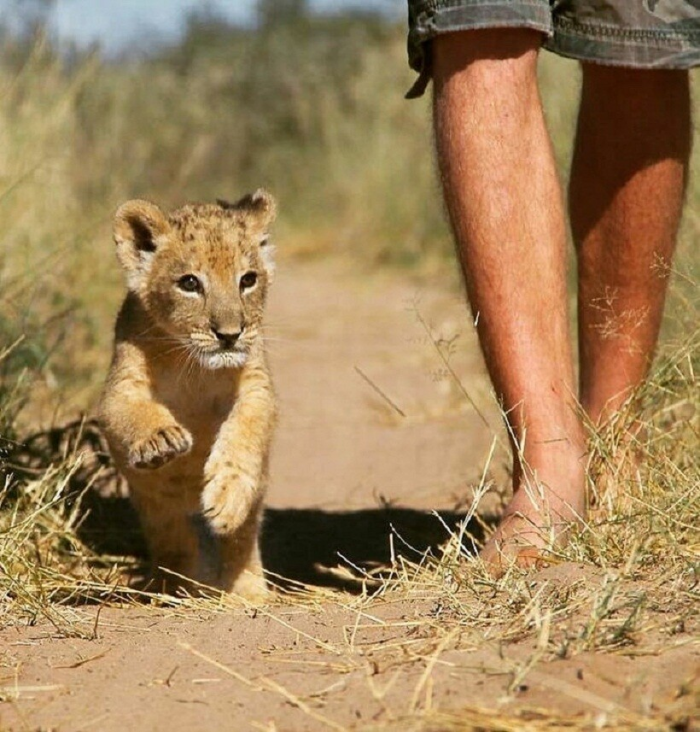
left=1, top=261, right=698, bottom=731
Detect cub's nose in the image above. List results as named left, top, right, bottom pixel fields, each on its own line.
left=212, top=327, right=242, bottom=349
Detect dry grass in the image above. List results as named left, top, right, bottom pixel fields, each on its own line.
left=0, top=305, right=697, bottom=729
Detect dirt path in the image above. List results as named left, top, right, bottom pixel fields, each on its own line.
left=1, top=260, right=697, bottom=731
left=267, top=259, right=500, bottom=512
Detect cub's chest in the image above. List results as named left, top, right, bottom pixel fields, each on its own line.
left=155, top=374, right=238, bottom=433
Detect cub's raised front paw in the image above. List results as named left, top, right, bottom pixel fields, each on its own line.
left=128, top=425, right=193, bottom=470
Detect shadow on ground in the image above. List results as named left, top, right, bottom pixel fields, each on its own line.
left=262, top=506, right=485, bottom=590
left=6, top=419, right=488, bottom=592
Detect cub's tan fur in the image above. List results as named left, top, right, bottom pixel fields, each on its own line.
left=99, top=191, right=277, bottom=598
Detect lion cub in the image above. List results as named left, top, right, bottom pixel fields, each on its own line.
left=99, top=191, right=277, bottom=598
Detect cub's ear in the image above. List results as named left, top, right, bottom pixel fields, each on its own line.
left=113, top=200, right=170, bottom=289
left=217, top=188, right=277, bottom=227
left=218, top=190, right=277, bottom=278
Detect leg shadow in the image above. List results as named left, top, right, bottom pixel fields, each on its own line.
left=262, top=506, right=487, bottom=591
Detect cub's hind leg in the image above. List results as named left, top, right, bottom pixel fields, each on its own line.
left=220, top=504, right=267, bottom=601
left=194, top=501, right=267, bottom=601
left=130, top=485, right=200, bottom=594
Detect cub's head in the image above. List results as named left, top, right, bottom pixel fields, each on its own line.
left=114, top=190, right=276, bottom=369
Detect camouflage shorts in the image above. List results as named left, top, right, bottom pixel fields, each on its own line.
left=407, top=0, right=700, bottom=97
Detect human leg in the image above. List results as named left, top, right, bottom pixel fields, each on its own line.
left=432, top=30, right=586, bottom=568
left=570, top=66, right=691, bottom=425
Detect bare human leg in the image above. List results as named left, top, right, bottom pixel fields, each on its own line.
left=432, top=30, right=586, bottom=570
left=571, top=65, right=691, bottom=426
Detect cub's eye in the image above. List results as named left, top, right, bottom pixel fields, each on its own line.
left=240, top=271, right=258, bottom=291
left=178, top=274, right=202, bottom=293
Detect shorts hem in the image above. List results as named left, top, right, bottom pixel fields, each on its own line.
left=407, top=2, right=552, bottom=98
left=546, top=17, right=700, bottom=69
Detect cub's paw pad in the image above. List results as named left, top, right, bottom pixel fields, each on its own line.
left=129, top=426, right=193, bottom=469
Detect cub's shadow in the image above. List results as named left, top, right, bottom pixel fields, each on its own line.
left=79, top=500, right=486, bottom=592
left=9, top=420, right=490, bottom=592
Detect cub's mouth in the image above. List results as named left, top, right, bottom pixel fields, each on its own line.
left=196, top=346, right=248, bottom=370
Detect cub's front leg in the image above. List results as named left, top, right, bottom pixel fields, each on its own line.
left=202, top=371, right=275, bottom=535
left=99, top=346, right=193, bottom=472
left=100, top=354, right=198, bottom=591
left=199, top=367, right=275, bottom=594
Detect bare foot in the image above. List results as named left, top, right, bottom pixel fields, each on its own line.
left=479, top=448, right=586, bottom=576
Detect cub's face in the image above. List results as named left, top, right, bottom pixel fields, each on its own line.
left=114, top=191, right=276, bottom=369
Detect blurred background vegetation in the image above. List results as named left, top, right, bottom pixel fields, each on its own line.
left=0, top=0, right=697, bottom=431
